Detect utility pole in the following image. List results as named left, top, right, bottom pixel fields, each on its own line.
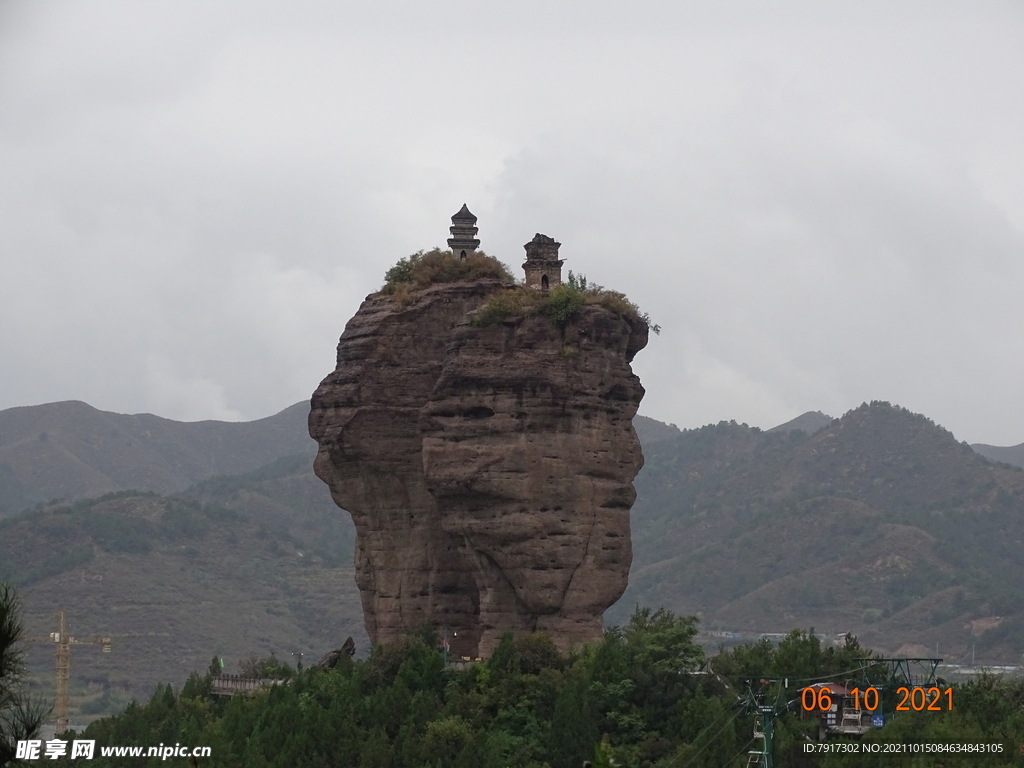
left=27, top=611, right=112, bottom=734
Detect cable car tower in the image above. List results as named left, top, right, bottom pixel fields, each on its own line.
left=738, top=678, right=797, bottom=768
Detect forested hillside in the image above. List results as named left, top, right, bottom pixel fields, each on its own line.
left=613, top=402, right=1024, bottom=664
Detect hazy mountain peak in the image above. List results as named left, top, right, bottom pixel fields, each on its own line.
left=971, top=441, right=1024, bottom=470
left=767, top=410, right=834, bottom=434
left=633, top=414, right=682, bottom=446
left=0, top=400, right=315, bottom=517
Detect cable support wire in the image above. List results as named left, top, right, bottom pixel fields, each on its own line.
left=745, top=662, right=877, bottom=687
left=667, top=708, right=744, bottom=768
left=788, top=662, right=878, bottom=685
left=718, top=738, right=756, bottom=768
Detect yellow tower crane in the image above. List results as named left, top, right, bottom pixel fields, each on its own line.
left=27, top=611, right=112, bottom=734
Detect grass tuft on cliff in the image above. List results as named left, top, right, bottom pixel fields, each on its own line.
left=381, top=249, right=515, bottom=297
left=473, top=271, right=661, bottom=333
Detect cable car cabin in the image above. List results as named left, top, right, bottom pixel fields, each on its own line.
left=799, top=683, right=877, bottom=740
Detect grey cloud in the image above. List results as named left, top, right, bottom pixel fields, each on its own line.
left=1, top=0, right=1022, bottom=445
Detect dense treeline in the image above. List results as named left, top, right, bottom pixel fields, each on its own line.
left=52, top=608, right=1024, bottom=768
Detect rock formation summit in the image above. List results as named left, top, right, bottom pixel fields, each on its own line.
left=309, top=209, right=649, bottom=656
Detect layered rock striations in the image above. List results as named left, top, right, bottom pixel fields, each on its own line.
left=309, top=274, right=648, bottom=656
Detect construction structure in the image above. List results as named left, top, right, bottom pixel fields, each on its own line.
left=26, top=611, right=112, bottom=734
left=209, top=675, right=285, bottom=697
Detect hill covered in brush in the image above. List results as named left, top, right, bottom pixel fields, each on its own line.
left=612, top=401, right=1024, bottom=664
left=0, top=455, right=363, bottom=716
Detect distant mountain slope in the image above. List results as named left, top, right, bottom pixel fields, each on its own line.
left=972, top=441, right=1024, bottom=470
left=0, top=406, right=685, bottom=715
left=767, top=410, right=834, bottom=435
left=610, top=402, right=1024, bottom=664
left=633, top=414, right=682, bottom=445
left=0, top=400, right=315, bottom=516
left=1, top=459, right=364, bottom=714
left=0, top=401, right=678, bottom=518
left=10, top=395, right=1024, bottom=715
left=177, top=453, right=354, bottom=567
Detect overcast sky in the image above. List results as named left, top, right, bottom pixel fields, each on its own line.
left=2, top=1, right=1023, bottom=445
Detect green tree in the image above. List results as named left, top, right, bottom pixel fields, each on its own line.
left=548, top=671, right=598, bottom=768
left=543, top=284, right=585, bottom=326
left=590, top=606, right=704, bottom=748
left=238, top=653, right=295, bottom=680
left=0, top=581, right=50, bottom=767
left=423, top=715, right=472, bottom=764
left=360, top=726, right=391, bottom=768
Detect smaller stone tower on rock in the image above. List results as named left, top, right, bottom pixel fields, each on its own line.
left=522, top=233, right=563, bottom=291
left=447, top=204, right=480, bottom=259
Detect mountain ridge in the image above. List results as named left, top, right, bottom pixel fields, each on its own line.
left=4, top=397, right=1024, bottom=723
left=0, top=400, right=314, bottom=516
left=766, top=409, right=835, bottom=435
left=612, top=401, right=1024, bottom=664
left=4, top=399, right=1020, bottom=521
left=971, top=440, right=1024, bottom=469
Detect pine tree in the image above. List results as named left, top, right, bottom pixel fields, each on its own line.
left=0, top=581, right=50, bottom=767
left=548, top=672, right=598, bottom=768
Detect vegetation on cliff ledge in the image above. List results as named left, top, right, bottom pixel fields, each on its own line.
left=474, top=271, right=660, bottom=334
left=380, top=251, right=657, bottom=333
left=381, top=249, right=515, bottom=297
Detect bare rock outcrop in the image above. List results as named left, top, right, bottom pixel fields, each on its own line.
left=309, top=278, right=647, bottom=656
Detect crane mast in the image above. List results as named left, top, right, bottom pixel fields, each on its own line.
left=27, top=611, right=112, bottom=734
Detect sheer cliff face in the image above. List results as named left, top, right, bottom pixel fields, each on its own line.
left=309, top=279, right=647, bottom=656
